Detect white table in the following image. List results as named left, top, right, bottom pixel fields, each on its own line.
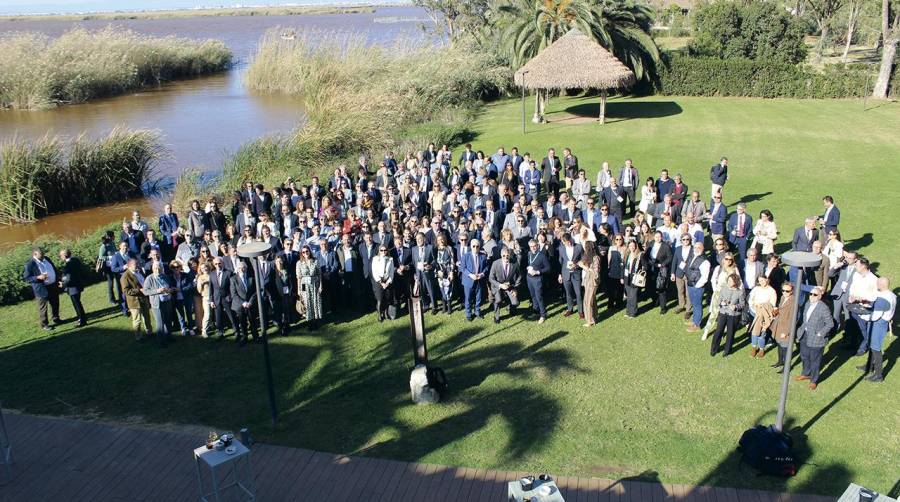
left=193, top=440, right=255, bottom=502
left=837, top=483, right=897, bottom=502
left=508, top=478, right=565, bottom=502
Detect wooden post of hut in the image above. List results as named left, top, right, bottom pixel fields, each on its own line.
left=514, top=29, right=635, bottom=125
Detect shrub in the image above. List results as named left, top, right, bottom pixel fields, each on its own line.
left=655, top=55, right=873, bottom=98
left=689, top=1, right=807, bottom=65
left=0, top=128, right=163, bottom=224
left=0, top=27, right=232, bottom=109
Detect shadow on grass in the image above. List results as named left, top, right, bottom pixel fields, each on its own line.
left=559, top=100, right=684, bottom=123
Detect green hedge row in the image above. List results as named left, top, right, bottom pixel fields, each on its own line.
left=0, top=221, right=123, bottom=305
left=655, top=55, right=879, bottom=98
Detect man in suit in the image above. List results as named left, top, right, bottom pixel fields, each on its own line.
left=707, top=193, right=727, bottom=240
left=483, top=199, right=501, bottom=238
left=209, top=257, right=237, bottom=338
left=646, top=231, right=673, bottom=313
left=685, top=242, right=711, bottom=332
left=598, top=204, right=621, bottom=235
left=710, top=157, right=728, bottom=198
left=252, top=183, right=273, bottom=216
left=509, top=147, right=524, bottom=173
left=230, top=260, right=258, bottom=346
left=337, top=233, right=362, bottom=311
left=655, top=169, right=675, bottom=202
left=541, top=148, right=561, bottom=197
left=558, top=233, right=584, bottom=318
left=275, top=204, right=299, bottom=240
left=458, top=143, right=477, bottom=167
left=357, top=232, right=377, bottom=309
left=742, top=247, right=765, bottom=291
left=680, top=191, right=706, bottom=225
left=58, top=248, right=88, bottom=327
left=818, top=195, right=840, bottom=237
left=317, top=238, right=339, bottom=314
left=110, top=241, right=135, bottom=316
left=602, top=178, right=626, bottom=222
left=23, top=247, right=61, bottom=331
left=120, top=221, right=145, bottom=256
left=727, top=203, right=753, bottom=263
left=525, top=239, right=550, bottom=323
left=650, top=194, right=679, bottom=227
left=140, top=229, right=163, bottom=264
left=581, top=199, right=600, bottom=232
left=794, top=287, right=834, bottom=390
left=408, top=232, right=436, bottom=313
left=158, top=203, right=180, bottom=249
left=120, top=257, right=152, bottom=340
left=460, top=239, right=488, bottom=321
left=789, top=217, right=820, bottom=282
left=391, top=231, right=413, bottom=310
left=522, top=160, right=542, bottom=201
left=488, top=247, right=522, bottom=323
left=617, top=159, right=640, bottom=217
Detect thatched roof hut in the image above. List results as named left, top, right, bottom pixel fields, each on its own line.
left=514, top=28, right=636, bottom=124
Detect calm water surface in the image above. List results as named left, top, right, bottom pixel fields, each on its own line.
left=0, top=7, right=428, bottom=250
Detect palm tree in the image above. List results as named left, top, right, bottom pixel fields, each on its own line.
left=492, top=0, right=659, bottom=81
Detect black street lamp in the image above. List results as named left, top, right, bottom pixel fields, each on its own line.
left=237, top=241, right=278, bottom=427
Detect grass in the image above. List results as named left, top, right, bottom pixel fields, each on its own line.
left=0, top=27, right=231, bottom=109
left=0, top=128, right=163, bottom=224
left=3, top=96, right=900, bottom=497
left=0, top=5, right=377, bottom=22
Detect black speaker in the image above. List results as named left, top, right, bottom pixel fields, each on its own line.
left=738, top=425, right=798, bottom=477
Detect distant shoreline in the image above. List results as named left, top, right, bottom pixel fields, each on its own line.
left=0, top=4, right=408, bottom=23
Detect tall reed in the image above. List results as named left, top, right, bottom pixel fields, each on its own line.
left=0, top=128, right=164, bottom=224
left=0, top=27, right=232, bottom=109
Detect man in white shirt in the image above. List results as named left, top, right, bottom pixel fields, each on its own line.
left=858, top=277, right=895, bottom=382
left=685, top=242, right=710, bottom=332
left=848, top=257, right=879, bottom=356
left=23, top=247, right=61, bottom=331
left=617, top=158, right=639, bottom=217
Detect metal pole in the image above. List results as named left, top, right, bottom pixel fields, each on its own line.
left=251, top=258, right=278, bottom=427
left=774, top=268, right=804, bottom=432
left=521, top=72, right=527, bottom=135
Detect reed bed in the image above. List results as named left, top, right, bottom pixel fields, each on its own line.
left=0, top=127, right=164, bottom=224
left=0, top=27, right=232, bottom=109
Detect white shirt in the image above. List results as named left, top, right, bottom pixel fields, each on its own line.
left=622, top=168, right=633, bottom=187
left=872, top=291, right=897, bottom=322
left=804, top=301, right=817, bottom=322
left=694, top=259, right=711, bottom=289
left=749, top=285, right=777, bottom=307
left=848, top=270, right=878, bottom=303
left=743, top=262, right=760, bottom=290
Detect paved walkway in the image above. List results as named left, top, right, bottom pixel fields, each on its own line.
left=0, top=413, right=833, bottom=502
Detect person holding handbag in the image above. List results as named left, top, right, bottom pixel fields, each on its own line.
left=371, top=244, right=396, bottom=321
left=709, top=274, right=744, bottom=357
left=622, top=240, right=645, bottom=319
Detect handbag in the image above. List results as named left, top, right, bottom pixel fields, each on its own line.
left=295, top=283, right=307, bottom=316
left=95, top=258, right=104, bottom=274
left=631, top=270, right=647, bottom=288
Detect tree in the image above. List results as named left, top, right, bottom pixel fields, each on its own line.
left=872, top=0, right=899, bottom=98
left=414, top=0, right=490, bottom=44
left=807, top=0, right=845, bottom=61
left=841, top=0, right=863, bottom=62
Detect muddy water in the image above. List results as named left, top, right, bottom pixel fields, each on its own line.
left=0, top=6, right=429, bottom=250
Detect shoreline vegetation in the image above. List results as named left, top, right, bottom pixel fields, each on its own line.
left=0, top=4, right=380, bottom=22
left=0, top=127, right=163, bottom=225
left=0, top=27, right=232, bottom=110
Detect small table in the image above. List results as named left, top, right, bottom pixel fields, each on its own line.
left=837, top=483, right=897, bottom=502
left=193, top=440, right=255, bottom=502
left=508, top=478, right=565, bottom=502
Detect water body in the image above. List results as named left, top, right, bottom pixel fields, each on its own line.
left=0, top=6, right=429, bottom=250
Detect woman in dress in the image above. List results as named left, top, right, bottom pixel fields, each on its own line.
left=703, top=251, right=739, bottom=340
left=709, top=274, right=744, bottom=357
left=622, top=240, right=645, bottom=319
left=195, top=261, right=212, bottom=338
left=501, top=161, right=518, bottom=188
left=606, top=234, right=627, bottom=312
left=823, top=229, right=844, bottom=286
left=638, top=177, right=657, bottom=215
left=371, top=243, right=395, bottom=320
left=435, top=233, right=455, bottom=314
left=751, top=209, right=778, bottom=255
left=296, top=245, right=323, bottom=330
left=747, top=275, right=778, bottom=358
left=579, top=240, right=602, bottom=327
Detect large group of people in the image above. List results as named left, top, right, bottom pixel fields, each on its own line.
left=23, top=144, right=895, bottom=385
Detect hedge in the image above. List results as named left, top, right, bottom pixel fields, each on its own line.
left=655, top=55, right=878, bottom=98
left=0, top=221, right=133, bottom=306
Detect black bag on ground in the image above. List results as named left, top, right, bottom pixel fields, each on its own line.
left=426, top=366, right=448, bottom=395
left=738, top=425, right=797, bottom=477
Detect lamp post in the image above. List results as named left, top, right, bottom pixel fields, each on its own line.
left=237, top=241, right=278, bottom=427
left=520, top=70, right=529, bottom=135
left=774, top=251, right=821, bottom=432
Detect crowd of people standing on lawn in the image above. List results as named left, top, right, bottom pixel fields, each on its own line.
left=23, top=143, right=896, bottom=386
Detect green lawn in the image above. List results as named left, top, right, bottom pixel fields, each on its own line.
left=2, top=95, right=899, bottom=497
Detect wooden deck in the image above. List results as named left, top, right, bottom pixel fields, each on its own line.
left=0, top=413, right=834, bottom=502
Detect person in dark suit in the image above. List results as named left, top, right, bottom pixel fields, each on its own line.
left=391, top=231, right=413, bottom=311
left=458, top=143, right=477, bottom=168
left=726, top=203, right=753, bottom=263
left=460, top=239, right=488, bottom=321
left=794, top=287, right=835, bottom=390
left=707, top=193, right=727, bottom=239
left=336, top=233, right=362, bottom=311
left=765, top=254, right=787, bottom=301
left=558, top=233, right=584, bottom=318
left=230, top=260, right=258, bottom=346
left=158, top=203, right=180, bottom=249
left=209, top=257, right=236, bottom=338
left=617, top=159, right=640, bottom=217
left=272, top=254, right=294, bottom=336
left=655, top=169, right=675, bottom=202
left=316, top=238, right=339, bottom=314
left=357, top=232, right=377, bottom=309
left=818, top=195, right=840, bottom=236
left=58, top=248, right=87, bottom=327
left=252, top=183, right=273, bottom=216
left=792, top=217, right=819, bottom=253
left=598, top=204, right=621, bottom=235
left=710, top=157, right=728, bottom=198
left=110, top=241, right=135, bottom=316
left=646, top=231, right=673, bottom=313
left=541, top=148, right=561, bottom=197
left=411, top=232, right=437, bottom=313
left=23, top=247, right=61, bottom=330
left=602, top=178, right=626, bottom=222
left=120, top=221, right=145, bottom=256
left=488, top=247, right=522, bottom=323
left=525, top=239, right=550, bottom=323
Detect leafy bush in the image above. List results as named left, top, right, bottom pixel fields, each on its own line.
left=689, top=1, right=807, bottom=64
left=656, top=55, right=873, bottom=98
left=0, top=27, right=231, bottom=109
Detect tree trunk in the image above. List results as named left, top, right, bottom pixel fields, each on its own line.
left=872, top=36, right=897, bottom=98
left=532, top=90, right=543, bottom=123
left=815, top=24, right=831, bottom=61
left=842, top=1, right=860, bottom=62
left=599, top=89, right=608, bottom=124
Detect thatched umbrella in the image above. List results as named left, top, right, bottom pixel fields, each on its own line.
left=514, top=28, right=636, bottom=124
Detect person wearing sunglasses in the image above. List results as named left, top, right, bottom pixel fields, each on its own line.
left=460, top=239, right=488, bottom=321
left=671, top=235, right=694, bottom=318
left=794, top=286, right=834, bottom=391
left=371, top=245, right=395, bottom=321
